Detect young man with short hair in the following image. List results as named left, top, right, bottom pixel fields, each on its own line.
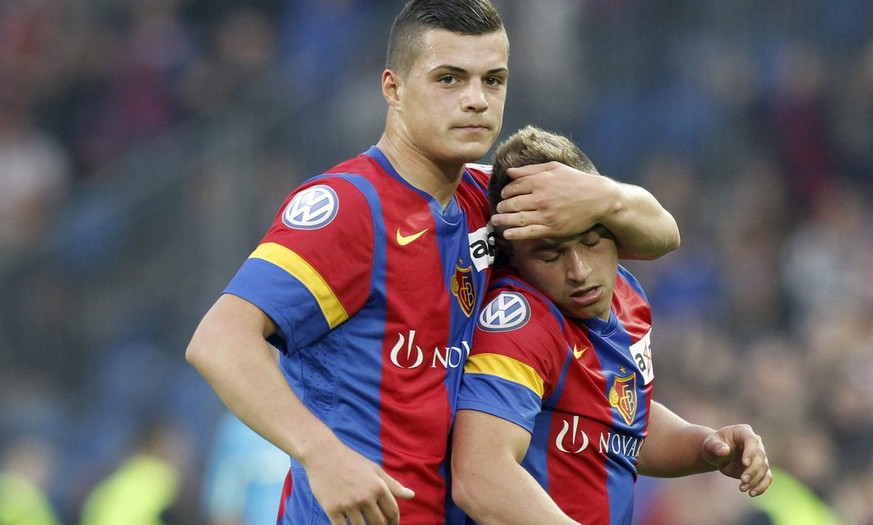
left=452, top=126, right=772, bottom=525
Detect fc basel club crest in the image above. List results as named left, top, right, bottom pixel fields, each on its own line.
left=451, top=264, right=475, bottom=317
left=609, top=372, right=638, bottom=425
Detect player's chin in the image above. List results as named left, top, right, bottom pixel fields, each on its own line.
left=450, top=141, right=494, bottom=163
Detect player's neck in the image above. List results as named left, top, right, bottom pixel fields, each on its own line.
left=376, top=134, right=464, bottom=208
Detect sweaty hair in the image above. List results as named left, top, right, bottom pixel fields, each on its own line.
left=489, top=125, right=598, bottom=216
left=387, top=0, right=505, bottom=75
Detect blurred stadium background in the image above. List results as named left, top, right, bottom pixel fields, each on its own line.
left=1, top=0, right=871, bottom=523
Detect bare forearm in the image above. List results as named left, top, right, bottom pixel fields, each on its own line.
left=637, top=402, right=715, bottom=477
left=492, top=162, right=680, bottom=259
left=452, top=411, right=579, bottom=525
left=605, top=182, right=680, bottom=261
left=453, top=458, right=578, bottom=525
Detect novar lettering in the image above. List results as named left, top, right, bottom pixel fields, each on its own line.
left=598, top=432, right=643, bottom=457
left=431, top=341, right=471, bottom=368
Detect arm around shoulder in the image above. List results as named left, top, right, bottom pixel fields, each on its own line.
left=603, top=179, right=680, bottom=260
left=491, top=162, right=679, bottom=260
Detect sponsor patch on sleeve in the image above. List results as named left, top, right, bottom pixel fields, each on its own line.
left=468, top=224, right=495, bottom=272
left=282, top=185, right=339, bottom=230
left=629, top=330, right=654, bottom=385
left=478, top=292, right=530, bottom=332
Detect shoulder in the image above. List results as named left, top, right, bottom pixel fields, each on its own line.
left=463, top=163, right=492, bottom=192
left=478, top=273, right=565, bottom=337
left=614, top=265, right=650, bottom=306
left=281, top=152, right=397, bottom=224
left=612, top=265, right=652, bottom=335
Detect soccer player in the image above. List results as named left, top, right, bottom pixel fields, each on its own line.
left=186, top=2, right=681, bottom=524
left=451, top=126, right=772, bottom=525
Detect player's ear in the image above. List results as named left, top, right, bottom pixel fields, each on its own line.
left=382, top=69, right=402, bottom=107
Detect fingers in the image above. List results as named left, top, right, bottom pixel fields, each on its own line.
left=323, top=473, right=412, bottom=525
left=710, top=425, right=773, bottom=497
left=500, top=162, right=564, bottom=200
left=494, top=222, right=556, bottom=241
left=737, top=435, right=772, bottom=497
left=383, top=473, right=416, bottom=500
left=494, top=193, right=537, bottom=214
left=740, top=458, right=773, bottom=497
left=492, top=161, right=606, bottom=240
left=326, top=494, right=398, bottom=525
left=505, top=162, right=561, bottom=181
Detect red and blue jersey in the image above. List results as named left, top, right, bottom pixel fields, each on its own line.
left=224, top=146, right=494, bottom=525
left=457, top=266, right=654, bottom=525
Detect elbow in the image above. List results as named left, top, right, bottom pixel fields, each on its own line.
left=668, top=220, right=681, bottom=252
left=633, top=218, right=681, bottom=261
left=653, top=215, right=682, bottom=259
left=660, top=226, right=681, bottom=257
left=185, top=323, right=212, bottom=371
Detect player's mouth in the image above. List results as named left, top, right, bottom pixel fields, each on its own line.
left=454, top=122, right=491, bottom=133
left=570, top=286, right=602, bottom=308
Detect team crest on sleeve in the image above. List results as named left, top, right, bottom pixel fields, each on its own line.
left=282, top=185, right=338, bottom=230
left=478, top=292, right=530, bottom=332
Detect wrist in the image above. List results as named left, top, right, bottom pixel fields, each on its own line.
left=292, top=423, right=343, bottom=467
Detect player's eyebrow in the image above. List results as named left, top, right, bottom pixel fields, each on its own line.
left=432, top=65, right=508, bottom=76
left=530, top=238, right=565, bottom=253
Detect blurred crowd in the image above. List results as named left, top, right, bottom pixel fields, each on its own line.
left=0, top=0, right=871, bottom=524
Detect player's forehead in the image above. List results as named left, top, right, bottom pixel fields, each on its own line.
left=517, top=227, right=607, bottom=254
left=411, top=27, right=509, bottom=74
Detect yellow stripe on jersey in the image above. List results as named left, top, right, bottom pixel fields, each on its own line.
left=249, top=242, right=349, bottom=329
left=464, top=353, right=544, bottom=398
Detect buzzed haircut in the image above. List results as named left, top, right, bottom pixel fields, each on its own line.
left=489, top=125, right=598, bottom=217
left=387, top=0, right=505, bottom=75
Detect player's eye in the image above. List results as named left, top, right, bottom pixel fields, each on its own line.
left=539, top=251, right=561, bottom=263
left=581, top=236, right=600, bottom=248
left=484, top=76, right=505, bottom=87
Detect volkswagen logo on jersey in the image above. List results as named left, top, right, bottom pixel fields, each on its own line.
left=282, top=185, right=338, bottom=230
left=478, top=292, right=530, bottom=332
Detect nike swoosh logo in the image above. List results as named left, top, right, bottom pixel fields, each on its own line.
left=396, top=228, right=428, bottom=246
left=573, top=345, right=588, bottom=359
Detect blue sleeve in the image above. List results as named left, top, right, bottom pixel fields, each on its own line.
left=457, top=372, right=542, bottom=433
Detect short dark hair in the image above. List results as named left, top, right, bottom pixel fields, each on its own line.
left=387, top=0, right=505, bottom=74
left=489, top=125, right=598, bottom=216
